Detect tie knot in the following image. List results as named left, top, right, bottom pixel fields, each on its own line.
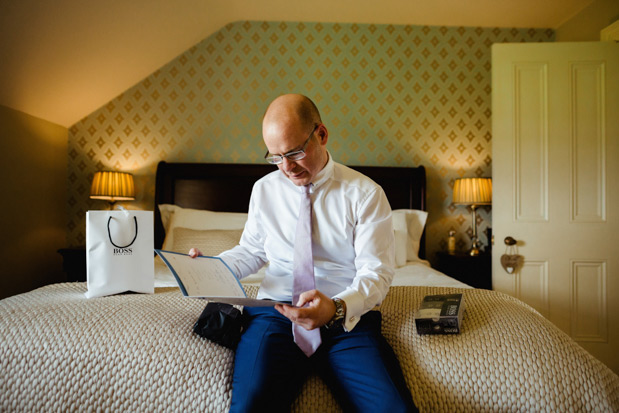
left=302, top=184, right=311, bottom=194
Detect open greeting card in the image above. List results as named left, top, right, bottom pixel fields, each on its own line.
left=155, top=250, right=287, bottom=307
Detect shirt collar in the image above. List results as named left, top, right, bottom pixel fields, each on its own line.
left=282, top=152, right=334, bottom=194
left=308, top=151, right=334, bottom=192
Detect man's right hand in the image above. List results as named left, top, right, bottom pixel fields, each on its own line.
left=188, top=248, right=202, bottom=258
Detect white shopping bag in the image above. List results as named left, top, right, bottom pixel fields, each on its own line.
left=85, top=209, right=154, bottom=298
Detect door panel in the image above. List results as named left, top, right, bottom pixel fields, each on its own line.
left=492, top=42, right=618, bottom=374
left=514, top=62, right=548, bottom=222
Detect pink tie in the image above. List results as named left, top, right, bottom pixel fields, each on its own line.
left=292, top=184, right=322, bottom=357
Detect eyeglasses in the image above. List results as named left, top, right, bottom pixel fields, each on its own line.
left=264, top=124, right=319, bottom=165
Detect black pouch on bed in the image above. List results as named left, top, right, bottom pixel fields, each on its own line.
left=193, top=302, right=247, bottom=349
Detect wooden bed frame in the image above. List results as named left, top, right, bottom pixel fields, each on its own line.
left=153, top=161, right=426, bottom=256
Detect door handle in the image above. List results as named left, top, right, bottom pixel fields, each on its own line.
left=501, top=236, right=522, bottom=274
left=504, top=236, right=517, bottom=246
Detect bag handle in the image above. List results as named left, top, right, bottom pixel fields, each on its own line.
left=107, top=216, right=138, bottom=249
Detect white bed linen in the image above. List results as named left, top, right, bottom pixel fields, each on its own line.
left=155, top=257, right=470, bottom=289
left=391, top=261, right=470, bottom=288
left=3, top=283, right=617, bottom=412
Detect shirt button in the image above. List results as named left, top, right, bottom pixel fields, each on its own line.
left=349, top=316, right=355, bottom=322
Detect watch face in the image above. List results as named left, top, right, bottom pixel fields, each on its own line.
left=326, top=298, right=345, bottom=329
left=334, top=299, right=344, bottom=319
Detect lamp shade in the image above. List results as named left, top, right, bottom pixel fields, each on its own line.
left=90, top=171, right=135, bottom=202
left=452, top=178, right=492, bottom=206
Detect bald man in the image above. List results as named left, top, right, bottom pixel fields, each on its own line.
left=190, top=94, right=416, bottom=412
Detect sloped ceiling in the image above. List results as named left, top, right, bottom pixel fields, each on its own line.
left=0, top=0, right=593, bottom=127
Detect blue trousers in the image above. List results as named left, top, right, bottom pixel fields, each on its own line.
left=230, top=307, right=417, bottom=412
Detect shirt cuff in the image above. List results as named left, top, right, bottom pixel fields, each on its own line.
left=335, top=288, right=364, bottom=332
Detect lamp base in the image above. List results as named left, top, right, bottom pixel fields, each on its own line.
left=468, top=205, right=483, bottom=256
left=469, top=237, right=482, bottom=256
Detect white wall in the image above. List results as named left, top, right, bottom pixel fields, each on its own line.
left=0, top=105, right=68, bottom=298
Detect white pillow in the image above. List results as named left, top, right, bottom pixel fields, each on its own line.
left=392, top=209, right=428, bottom=263
left=172, top=228, right=243, bottom=256
left=392, top=213, right=408, bottom=268
left=157, top=204, right=248, bottom=251
left=159, top=204, right=177, bottom=233
left=154, top=256, right=176, bottom=288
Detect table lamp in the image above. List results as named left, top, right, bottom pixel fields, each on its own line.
left=90, top=171, right=135, bottom=209
left=452, top=177, right=492, bottom=256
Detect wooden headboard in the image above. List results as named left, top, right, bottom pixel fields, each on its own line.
left=154, top=161, right=427, bottom=257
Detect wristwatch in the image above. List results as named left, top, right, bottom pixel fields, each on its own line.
left=325, top=298, right=345, bottom=329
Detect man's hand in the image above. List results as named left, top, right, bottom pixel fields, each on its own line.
left=275, top=290, right=341, bottom=330
left=188, top=248, right=202, bottom=258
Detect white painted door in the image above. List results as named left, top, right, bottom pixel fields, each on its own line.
left=492, top=42, right=619, bottom=374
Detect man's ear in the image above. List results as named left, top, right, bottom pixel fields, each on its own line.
left=317, top=124, right=328, bottom=145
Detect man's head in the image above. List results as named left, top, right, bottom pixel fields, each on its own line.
left=263, top=94, right=329, bottom=186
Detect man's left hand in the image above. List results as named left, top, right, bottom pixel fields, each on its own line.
left=275, top=290, right=337, bottom=330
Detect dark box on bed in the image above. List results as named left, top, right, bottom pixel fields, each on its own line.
left=415, top=293, right=464, bottom=334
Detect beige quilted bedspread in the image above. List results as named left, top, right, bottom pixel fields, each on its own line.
left=1, top=283, right=618, bottom=412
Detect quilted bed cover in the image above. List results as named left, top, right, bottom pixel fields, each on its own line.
left=1, top=283, right=618, bottom=412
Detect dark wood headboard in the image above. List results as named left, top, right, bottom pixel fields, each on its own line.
left=154, top=161, right=426, bottom=257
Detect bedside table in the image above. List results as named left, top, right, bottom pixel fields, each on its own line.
left=57, top=247, right=86, bottom=282
left=435, top=251, right=492, bottom=289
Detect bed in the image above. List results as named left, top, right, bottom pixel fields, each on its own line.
left=1, top=161, right=618, bottom=412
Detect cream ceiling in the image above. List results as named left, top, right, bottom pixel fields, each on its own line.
left=0, top=0, right=593, bottom=127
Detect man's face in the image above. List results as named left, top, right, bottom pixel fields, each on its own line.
left=263, top=122, right=328, bottom=187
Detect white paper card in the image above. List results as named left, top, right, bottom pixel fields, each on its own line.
left=155, top=250, right=286, bottom=307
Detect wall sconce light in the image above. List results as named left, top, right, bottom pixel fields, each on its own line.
left=90, top=171, right=135, bottom=209
left=453, top=177, right=492, bottom=256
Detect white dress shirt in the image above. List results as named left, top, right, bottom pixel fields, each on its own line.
left=219, top=154, right=395, bottom=331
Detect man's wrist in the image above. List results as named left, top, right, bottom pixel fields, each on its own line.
left=325, top=298, right=346, bottom=329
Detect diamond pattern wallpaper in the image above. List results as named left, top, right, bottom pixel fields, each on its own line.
left=68, top=21, right=554, bottom=263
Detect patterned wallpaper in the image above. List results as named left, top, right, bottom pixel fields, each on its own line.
left=68, top=21, right=554, bottom=263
